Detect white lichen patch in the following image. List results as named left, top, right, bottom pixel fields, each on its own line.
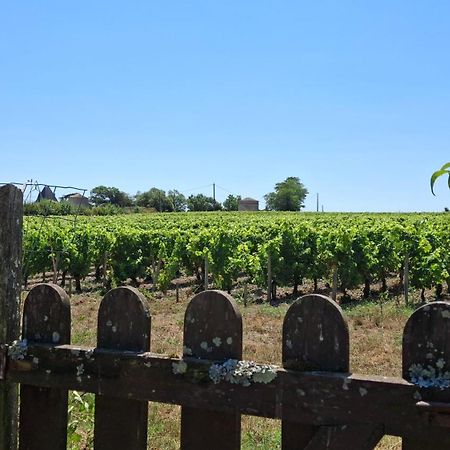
left=52, top=331, right=60, bottom=343
left=8, top=339, right=28, bottom=361
left=200, top=341, right=208, bottom=351
left=32, top=357, right=39, bottom=365
left=144, top=361, right=152, bottom=368
left=296, top=388, right=306, bottom=397
left=413, top=391, right=422, bottom=401
left=285, top=340, right=293, bottom=350
left=183, top=346, right=193, bottom=356
left=359, top=387, right=368, bottom=397
left=342, top=378, right=351, bottom=391
left=209, top=359, right=278, bottom=387
left=112, top=326, right=117, bottom=333
left=106, top=320, right=112, bottom=327
left=409, top=359, right=450, bottom=389
left=172, top=361, right=188, bottom=375
left=186, top=313, right=195, bottom=324
left=44, top=315, right=49, bottom=322
left=212, top=337, right=222, bottom=347
left=226, top=337, right=233, bottom=345
left=442, top=310, right=450, bottom=319
left=85, top=349, right=94, bottom=360
left=76, top=364, right=84, bottom=376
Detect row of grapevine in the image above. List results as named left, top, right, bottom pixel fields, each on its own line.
left=23, top=212, right=450, bottom=298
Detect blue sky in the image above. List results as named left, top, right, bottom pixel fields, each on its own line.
left=1, top=1, right=449, bottom=211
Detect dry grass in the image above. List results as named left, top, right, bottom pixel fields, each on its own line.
left=59, top=282, right=417, bottom=450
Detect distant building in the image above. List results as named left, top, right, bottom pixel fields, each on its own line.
left=238, top=197, right=259, bottom=211
left=36, top=186, right=57, bottom=202
left=61, top=193, right=90, bottom=208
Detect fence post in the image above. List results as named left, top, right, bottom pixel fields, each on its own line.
left=19, top=283, right=71, bottom=450
left=402, top=301, right=450, bottom=449
left=94, top=286, right=151, bottom=450
left=282, top=294, right=383, bottom=449
left=0, top=184, right=22, bottom=450
left=404, top=254, right=409, bottom=305
left=180, top=290, right=242, bottom=450
left=332, top=264, right=338, bottom=301
left=267, top=253, right=272, bottom=303
left=204, top=257, right=209, bottom=290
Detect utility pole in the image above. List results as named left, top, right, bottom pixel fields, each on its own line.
left=316, top=193, right=319, bottom=212
left=213, top=183, right=216, bottom=202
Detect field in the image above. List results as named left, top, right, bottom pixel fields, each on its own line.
left=23, top=211, right=450, bottom=301
left=21, top=211, right=450, bottom=449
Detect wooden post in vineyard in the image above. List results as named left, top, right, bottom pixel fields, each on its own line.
left=332, top=264, right=338, bottom=302
left=404, top=253, right=409, bottom=305
left=267, top=253, right=272, bottom=303
left=0, top=184, right=23, bottom=450
left=204, top=257, right=209, bottom=290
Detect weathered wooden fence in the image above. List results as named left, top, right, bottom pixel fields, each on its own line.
left=2, top=184, right=450, bottom=450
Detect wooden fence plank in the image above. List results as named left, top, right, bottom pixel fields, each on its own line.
left=19, top=283, right=71, bottom=450
left=94, top=286, right=151, bottom=450
left=0, top=184, right=22, bottom=450
left=402, top=301, right=450, bottom=450
left=180, top=290, right=242, bottom=450
left=304, top=424, right=384, bottom=450
left=282, top=294, right=361, bottom=449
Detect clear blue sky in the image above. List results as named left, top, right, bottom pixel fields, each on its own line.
left=1, top=1, right=449, bottom=211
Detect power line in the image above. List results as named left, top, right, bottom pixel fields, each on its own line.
left=0, top=181, right=86, bottom=191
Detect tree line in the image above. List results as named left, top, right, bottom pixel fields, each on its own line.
left=89, top=176, right=308, bottom=212
left=24, top=177, right=309, bottom=215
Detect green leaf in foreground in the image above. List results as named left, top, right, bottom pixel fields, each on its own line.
left=431, top=162, right=450, bottom=195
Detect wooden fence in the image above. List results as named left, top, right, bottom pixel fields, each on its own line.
left=2, top=184, right=450, bottom=450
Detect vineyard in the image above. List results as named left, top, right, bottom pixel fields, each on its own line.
left=23, top=212, right=450, bottom=301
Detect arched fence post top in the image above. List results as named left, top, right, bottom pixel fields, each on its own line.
left=403, top=301, right=450, bottom=382
left=24, top=282, right=71, bottom=309
left=284, top=293, right=348, bottom=330
left=97, top=286, right=151, bottom=351
left=283, top=293, right=349, bottom=372
left=22, top=282, right=71, bottom=344
left=99, top=286, right=150, bottom=314
left=185, top=289, right=241, bottom=316
left=183, top=289, right=242, bottom=360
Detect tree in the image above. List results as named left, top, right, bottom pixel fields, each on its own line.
left=187, top=194, right=222, bottom=211
left=431, top=162, right=450, bottom=195
left=264, top=177, right=308, bottom=211
left=167, top=190, right=187, bottom=212
left=90, top=186, right=133, bottom=207
left=135, top=188, right=173, bottom=212
left=223, top=194, right=241, bottom=211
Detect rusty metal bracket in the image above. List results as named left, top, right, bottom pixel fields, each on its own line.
left=0, top=344, right=8, bottom=381
left=416, top=401, right=450, bottom=428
